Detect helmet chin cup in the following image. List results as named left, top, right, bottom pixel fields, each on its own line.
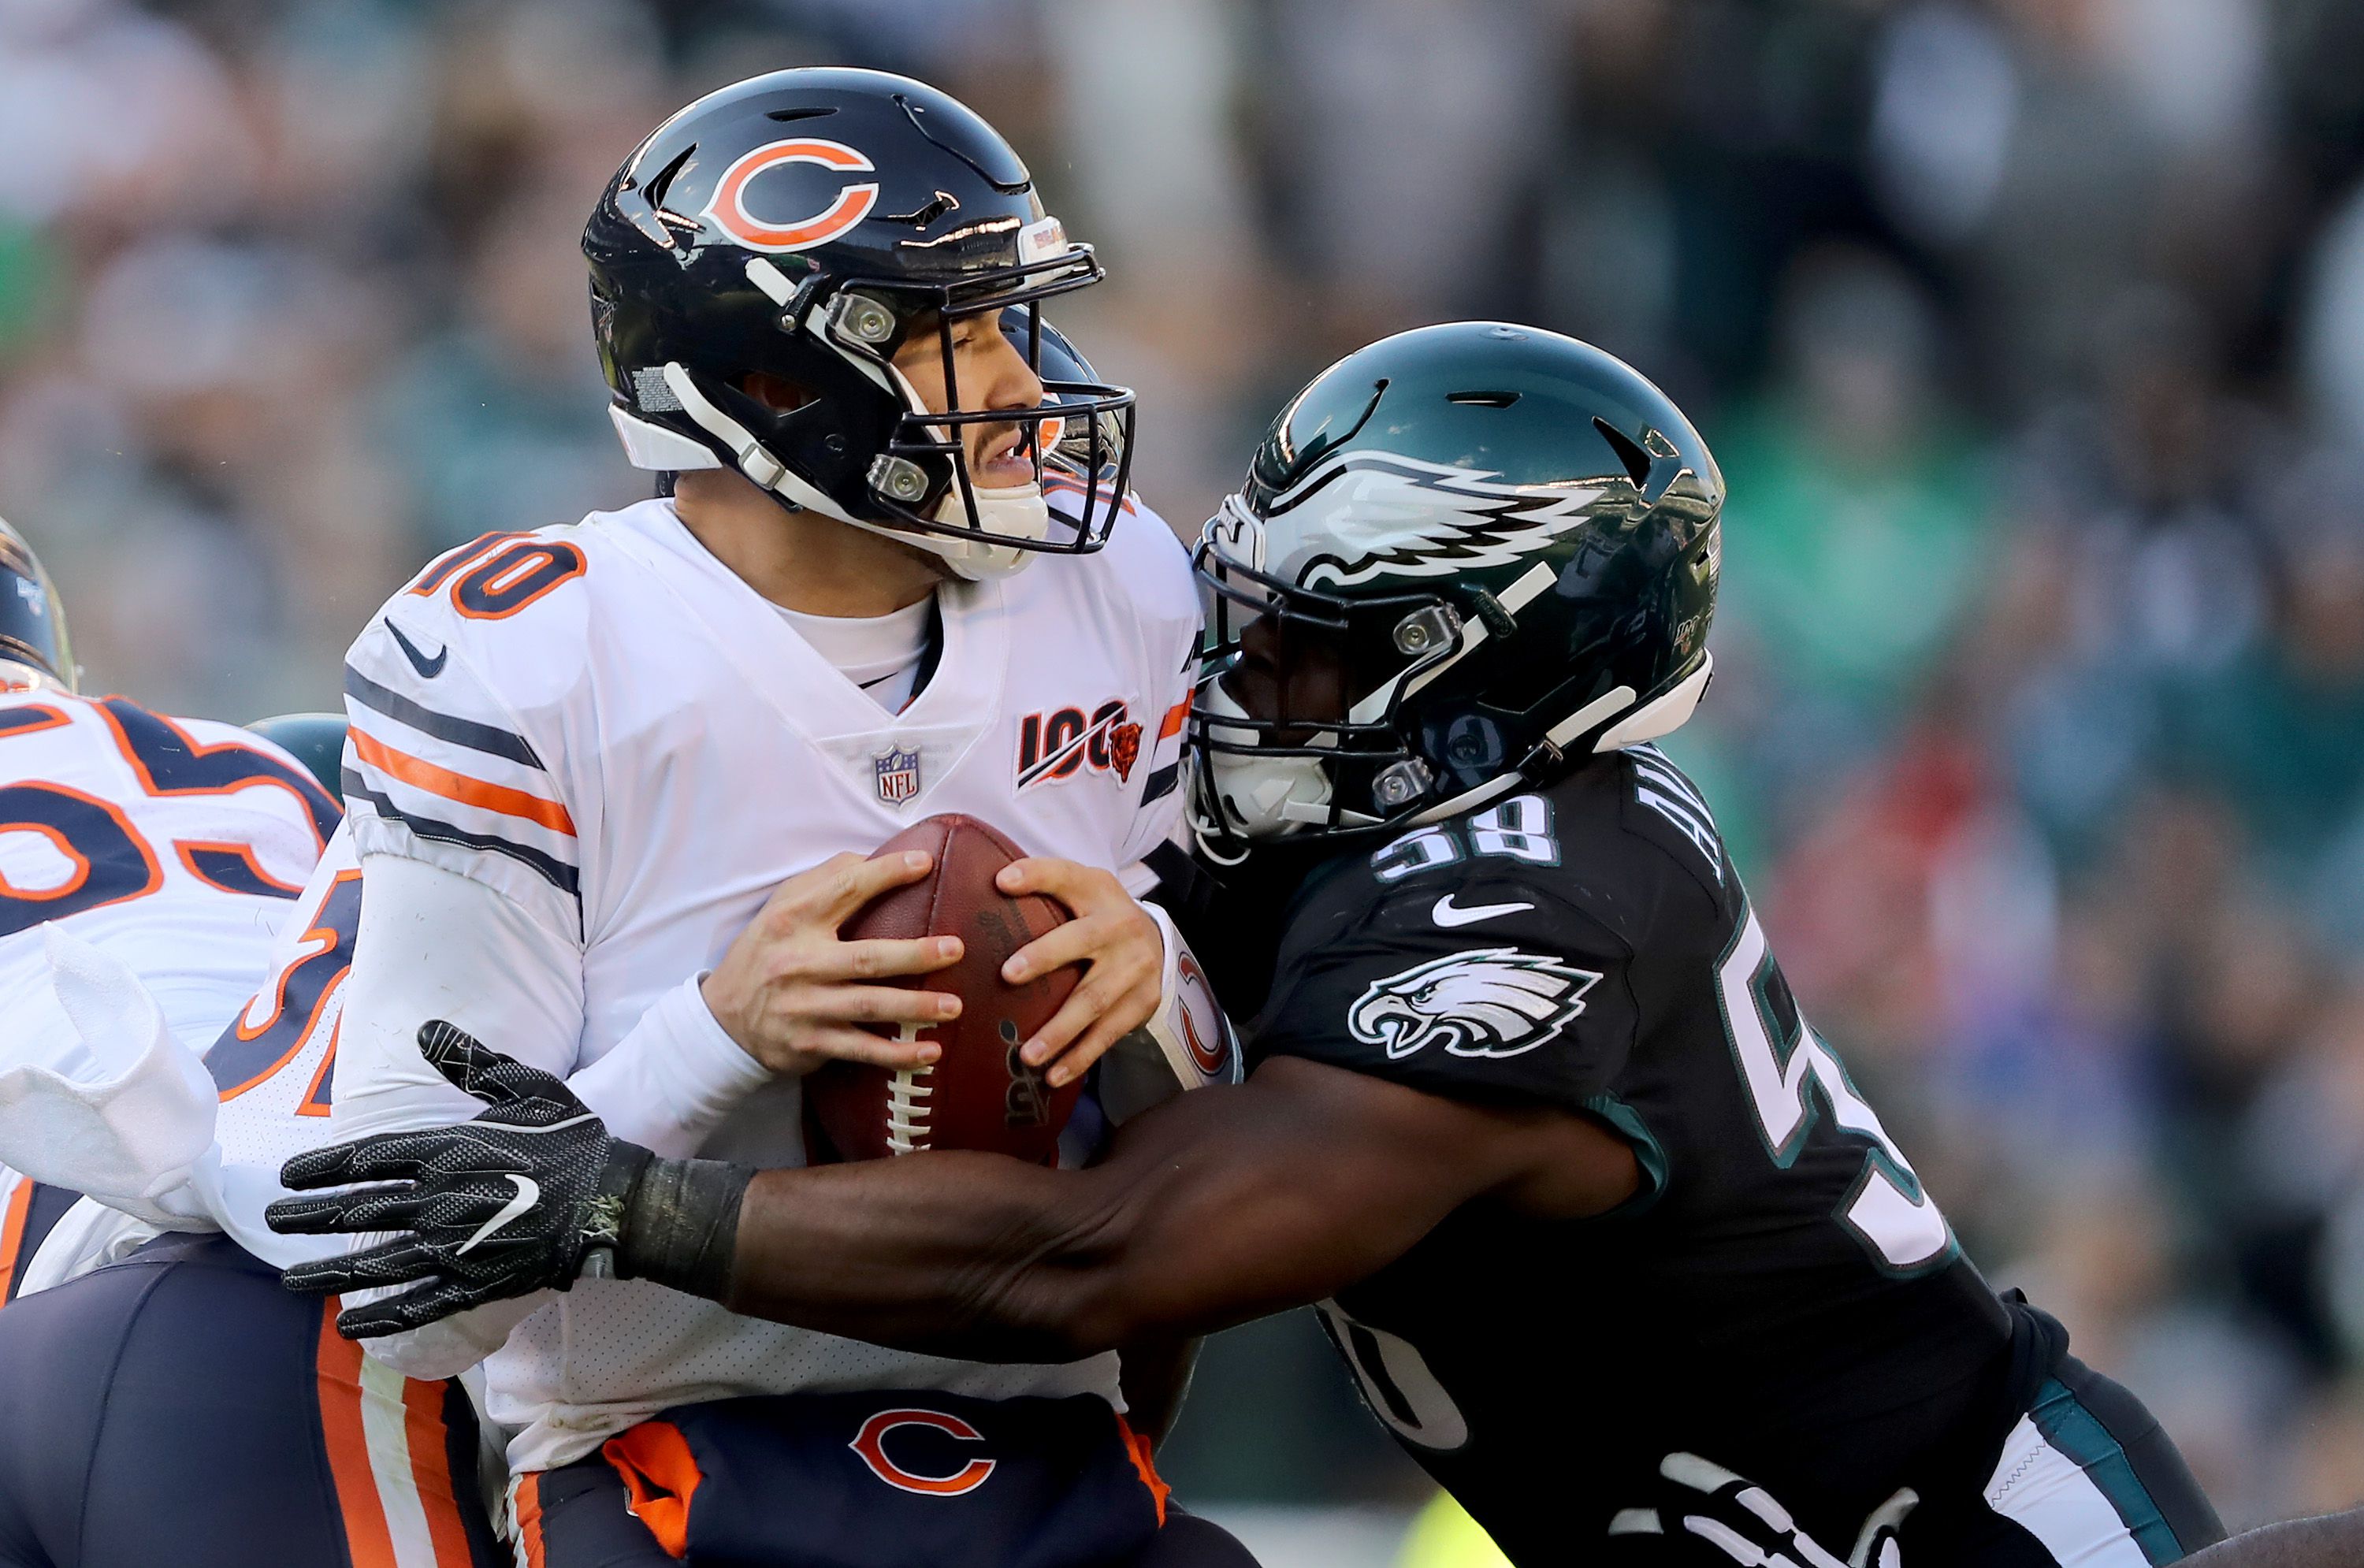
left=918, top=480, right=1050, bottom=581
left=843, top=356, right=1054, bottom=580
left=1212, top=755, right=1336, bottom=837
left=833, top=474, right=1051, bottom=581
left=1200, top=684, right=1335, bottom=839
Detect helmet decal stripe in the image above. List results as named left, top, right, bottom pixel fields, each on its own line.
left=703, top=138, right=880, bottom=252
left=1261, top=452, right=1605, bottom=589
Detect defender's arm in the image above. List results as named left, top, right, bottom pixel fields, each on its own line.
left=719, top=1054, right=1638, bottom=1362
left=273, top=1042, right=1638, bottom=1349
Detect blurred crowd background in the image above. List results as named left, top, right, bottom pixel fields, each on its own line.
left=6, top=0, right=2364, bottom=1553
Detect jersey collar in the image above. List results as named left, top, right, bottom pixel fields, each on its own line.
left=596, top=500, right=1007, bottom=813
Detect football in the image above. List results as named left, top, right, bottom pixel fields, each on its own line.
left=803, top=814, right=1084, bottom=1165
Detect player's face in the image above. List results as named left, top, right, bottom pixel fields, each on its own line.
left=1223, top=611, right=1348, bottom=744
left=891, top=309, right=1050, bottom=490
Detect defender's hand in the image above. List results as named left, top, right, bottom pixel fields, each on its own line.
left=702, top=850, right=966, bottom=1076
left=270, top=1023, right=650, bottom=1339
left=994, top=857, right=1164, bottom=1087
left=1608, top=1453, right=1913, bottom=1568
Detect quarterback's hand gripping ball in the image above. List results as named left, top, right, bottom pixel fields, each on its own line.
left=804, top=814, right=1085, bottom=1164
left=269, top=1023, right=656, bottom=1338
left=1608, top=1453, right=1914, bottom=1568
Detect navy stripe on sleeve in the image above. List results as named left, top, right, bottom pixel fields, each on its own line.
left=342, top=771, right=580, bottom=902
left=343, top=663, right=545, bottom=770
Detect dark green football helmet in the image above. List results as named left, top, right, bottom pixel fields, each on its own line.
left=247, top=712, right=348, bottom=806
left=1190, top=322, right=1723, bottom=850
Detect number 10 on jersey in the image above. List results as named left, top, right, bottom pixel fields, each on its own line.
left=1716, top=907, right=1953, bottom=1274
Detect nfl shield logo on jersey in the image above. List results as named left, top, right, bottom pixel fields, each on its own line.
left=873, top=745, right=923, bottom=806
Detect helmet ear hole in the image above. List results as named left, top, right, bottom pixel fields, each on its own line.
left=741, top=372, right=816, bottom=414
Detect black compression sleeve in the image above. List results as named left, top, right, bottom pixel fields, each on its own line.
left=617, top=1157, right=753, bottom=1302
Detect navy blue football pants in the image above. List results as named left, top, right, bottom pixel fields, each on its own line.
left=0, top=1223, right=501, bottom=1568
left=512, top=1391, right=1260, bottom=1568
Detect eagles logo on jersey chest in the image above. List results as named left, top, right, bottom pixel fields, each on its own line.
left=1347, top=947, right=1600, bottom=1061
left=1014, top=699, right=1142, bottom=791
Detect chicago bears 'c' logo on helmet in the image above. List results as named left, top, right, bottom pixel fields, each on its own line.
left=701, top=137, right=879, bottom=251
left=1347, top=947, right=1599, bottom=1061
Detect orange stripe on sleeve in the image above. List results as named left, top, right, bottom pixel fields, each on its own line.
left=1158, top=699, right=1190, bottom=741
left=512, top=1473, right=550, bottom=1568
left=316, top=1304, right=401, bottom=1568
left=401, top=1377, right=480, bottom=1567
left=0, top=1181, right=34, bottom=1305
left=350, top=728, right=576, bottom=837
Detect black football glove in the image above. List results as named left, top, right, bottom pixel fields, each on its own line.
left=1608, top=1453, right=1915, bottom=1568
left=269, top=1022, right=745, bottom=1339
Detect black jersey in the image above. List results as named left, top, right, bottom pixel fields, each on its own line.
left=1225, top=747, right=2047, bottom=1562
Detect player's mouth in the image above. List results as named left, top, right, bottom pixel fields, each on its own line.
left=968, top=422, right=1041, bottom=489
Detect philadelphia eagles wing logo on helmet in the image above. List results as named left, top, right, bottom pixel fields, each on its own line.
left=1261, top=453, right=1606, bottom=590
left=1347, top=949, right=1601, bottom=1061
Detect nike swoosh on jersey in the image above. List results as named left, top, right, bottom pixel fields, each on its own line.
left=387, top=620, right=448, bottom=679
left=455, top=1173, right=538, bottom=1257
left=1432, top=894, right=1536, bottom=928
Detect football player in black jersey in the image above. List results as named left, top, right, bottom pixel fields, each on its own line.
left=272, top=324, right=2226, bottom=1566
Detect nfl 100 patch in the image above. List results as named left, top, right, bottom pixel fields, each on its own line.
left=1014, top=699, right=1142, bottom=791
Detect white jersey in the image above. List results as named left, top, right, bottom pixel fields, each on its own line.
left=204, top=825, right=363, bottom=1169
left=0, top=689, right=336, bottom=1285
left=331, top=495, right=1200, bottom=1471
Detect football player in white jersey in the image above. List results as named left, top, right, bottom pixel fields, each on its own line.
left=310, top=68, right=1249, bottom=1568
left=0, top=521, right=504, bottom=1568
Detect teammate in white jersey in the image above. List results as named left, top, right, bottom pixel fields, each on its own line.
left=314, top=69, right=1249, bottom=1568
left=0, top=512, right=333, bottom=1288
left=0, top=520, right=504, bottom=1568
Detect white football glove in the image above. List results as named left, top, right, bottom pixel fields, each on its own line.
left=1608, top=1452, right=1916, bottom=1568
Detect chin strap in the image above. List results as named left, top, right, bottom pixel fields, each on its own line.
left=623, top=363, right=1052, bottom=583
